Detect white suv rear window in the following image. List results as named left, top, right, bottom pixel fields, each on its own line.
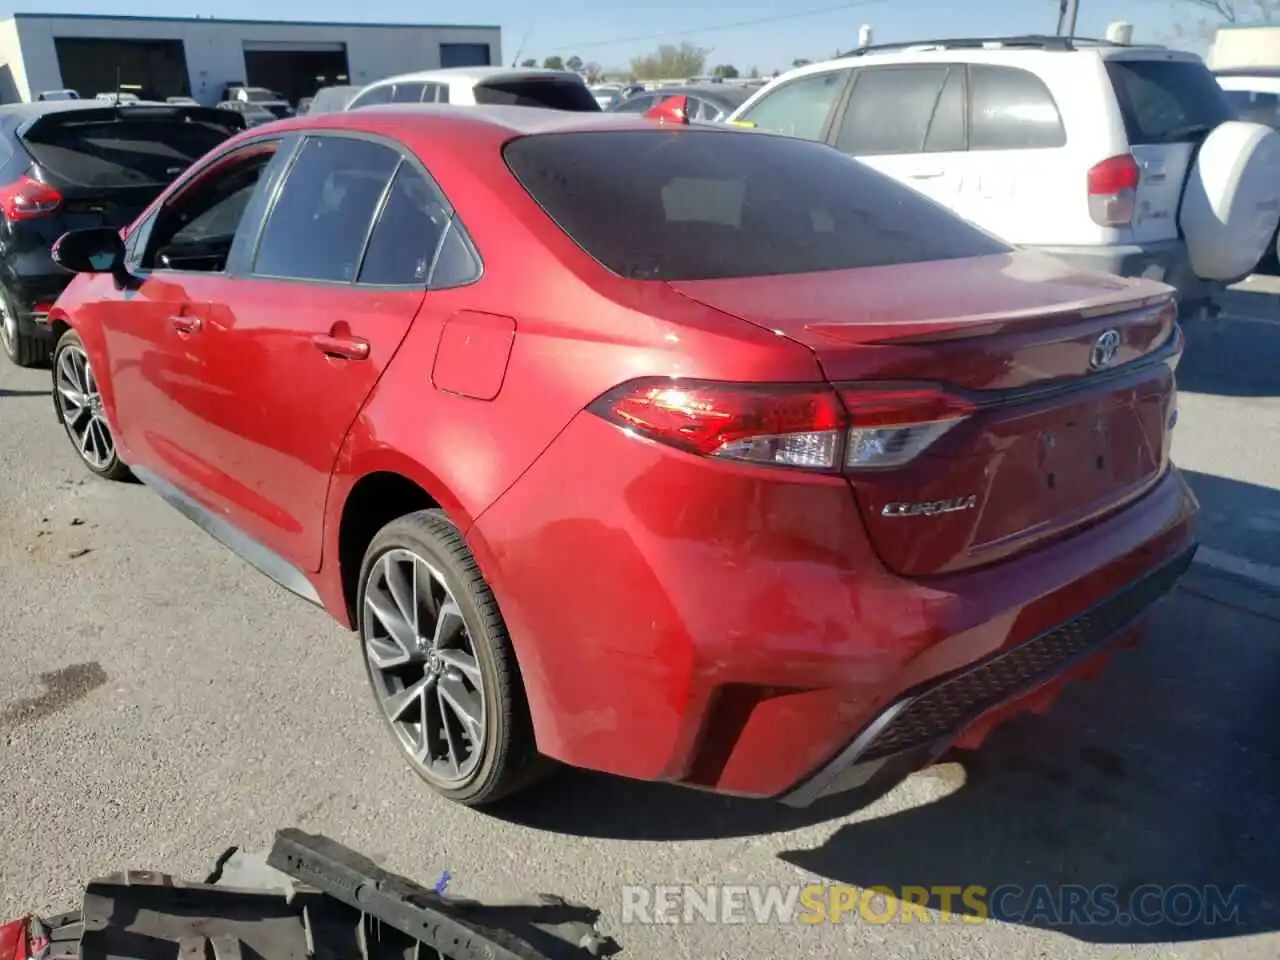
left=1106, top=59, right=1235, bottom=145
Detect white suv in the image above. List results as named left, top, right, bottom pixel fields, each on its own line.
left=727, top=35, right=1280, bottom=314
left=346, top=67, right=600, bottom=112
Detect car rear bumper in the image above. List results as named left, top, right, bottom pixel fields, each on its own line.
left=1026, top=240, right=1221, bottom=313
left=778, top=543, right=1195, bottom=806
left=468, top=413, right=1200, bottom=802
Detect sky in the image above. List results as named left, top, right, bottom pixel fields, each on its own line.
left=4, top=0, right=1224, bottom=73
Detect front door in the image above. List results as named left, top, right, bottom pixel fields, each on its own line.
left=102, top=140, right=289, bottom=486
left=191, top=134, right=446, bottom=572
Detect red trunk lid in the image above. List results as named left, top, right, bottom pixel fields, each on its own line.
left=669, top=252, right=1181, bottom=576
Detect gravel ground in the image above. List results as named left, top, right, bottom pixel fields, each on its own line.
left=1, top=295, right=1278, bottom=959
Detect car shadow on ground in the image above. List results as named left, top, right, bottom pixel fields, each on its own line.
left=500, top=471, right=1280, bottom=946
left=1181, top=293, right=1280, bottom=398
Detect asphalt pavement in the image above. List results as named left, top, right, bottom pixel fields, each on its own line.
left=1, top=287, right=1278, bottom=959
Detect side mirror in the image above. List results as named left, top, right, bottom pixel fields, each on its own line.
left=51, top=227, right=125, bottom=274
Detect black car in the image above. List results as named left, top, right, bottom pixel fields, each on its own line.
left=605, top=83, right=753, bottom=122
left=0, top=101, right=244, bottom=367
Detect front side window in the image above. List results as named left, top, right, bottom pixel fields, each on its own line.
left=143, top=143, right=279, bottom=272
left=253, top=136, right=400, bottom=282
left=734, top=69, right=851, bottom=140
left=504, top=129, right=1009, bottom=281
left=348, top=85, right=393, bottom=110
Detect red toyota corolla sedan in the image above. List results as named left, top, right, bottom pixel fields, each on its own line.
left=45, top=103, right=1197, bottom=807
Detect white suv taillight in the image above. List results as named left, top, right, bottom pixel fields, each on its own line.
left=1087, top=154, right=1140, bottom=227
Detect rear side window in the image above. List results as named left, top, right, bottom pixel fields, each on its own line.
left=357, top=164, right=451, bottom=285
left=835, top=66, right=949, bottom=156
left=392, top=83, right=426, bottom=103
left=20, top=117, right=239, bottom=188
left=349, top=85, right=393, bottom=110
left=473, top=79, right=600, bottom=111
left=736, top=70, right=850, bottom=140
left=503, top=130, right=1010, bottom=281
left=968, top=64, right=1065, bottom=150
left=1106, top=59, right=1234, bottom=145
left=254, top=136, right=400, bottom=282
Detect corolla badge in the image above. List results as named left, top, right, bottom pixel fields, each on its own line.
left=882, top=495, right=977, bottom=518
left=1089, top=329, right=1122, bottom=370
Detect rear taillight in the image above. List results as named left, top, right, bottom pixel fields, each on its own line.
left=587, top=378, right=974, bottom=472
left=1087, top=154, right=1139, bottom=227
left=0, top=175, right=62, bottom=221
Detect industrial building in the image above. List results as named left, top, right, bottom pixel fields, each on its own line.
left=0, top=12, right=502, bottom=106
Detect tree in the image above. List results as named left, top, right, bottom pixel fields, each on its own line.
left=1166, top=0, right=1280, bottom=42
left=584, top=61, right=604, bottom=82
left=630, top=42, right=710, bottom=80
left=520, top=58, right=537, bottom=67
left=542, top=55, right=564, bottom=70
left=565, top=55, right=584, bottom=73
left=792, top=58, right=812, bottom=68
left=748, top=65, right=760, bottom=79
left=712, top=63, right=739, bottom=78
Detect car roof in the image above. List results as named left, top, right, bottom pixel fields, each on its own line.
left=258, top=102, right=748, bottom=144
left=364, top=66, right=582, bottom=87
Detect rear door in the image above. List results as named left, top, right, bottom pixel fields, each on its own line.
left=192, top=134, right=446, bottom=571
left=948, top=63, right=1071, bottom=244
left=829, top=64, right=965, bottom=210
left=1104, top=53, right=1236, bottom=244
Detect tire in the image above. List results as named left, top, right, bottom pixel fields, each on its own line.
left=52, top=327, right=132, bottom=481
left=357, top=508, right=550, bottom=806
left=0, top=284, right=51, bottom=368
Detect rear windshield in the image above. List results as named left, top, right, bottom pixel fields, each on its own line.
left=502, top=129, right=1010, bottom=281
left=21, top=118, right=238, bottom=188
left=474, top=79, right=601, bottom=111
left=1106, top=59, right=1235, bottom=144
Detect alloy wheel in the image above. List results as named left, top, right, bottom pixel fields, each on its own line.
left=0, top=297, right=16, bottom=355
left=362, top=548, right=488, bottom=785
left=55, top=344, right=115, bottom=471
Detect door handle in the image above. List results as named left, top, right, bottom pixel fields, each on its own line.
left=907, top=169, right=945, bottom=180
left=169, top=314, right=202, bottom=334
left=311, top=332, right=370, bottom=361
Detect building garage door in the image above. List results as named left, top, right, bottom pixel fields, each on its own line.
left=439, top=43, right=492, bottom=68
left=243, top=41, right=349, bottom=107
left=54, top=37, right=190, bottom=101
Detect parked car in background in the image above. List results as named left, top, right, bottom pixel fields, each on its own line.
left=94, top=91, right=140, bottom=104
left=216, top=99, right=277, bottom=128
left=305, top=84, right=361, bottom=115
left=727, top=35, right=1280, bottom=317
left=346, top=67, right=600, bottom=111
left=46, top=107, right=1194, bottom=810
left=589, top=84, right=620, bottom=109
left=609, top=83, right=753, bottom=121
left=166, top=96, right=200, bottom=106
left=223, top=85, right=294, bottom=119
left=296, top=97, right=314, bottom=115
left=36, top=89, right=79, bottom=101
left=0, top=100, right=243, bottom=366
